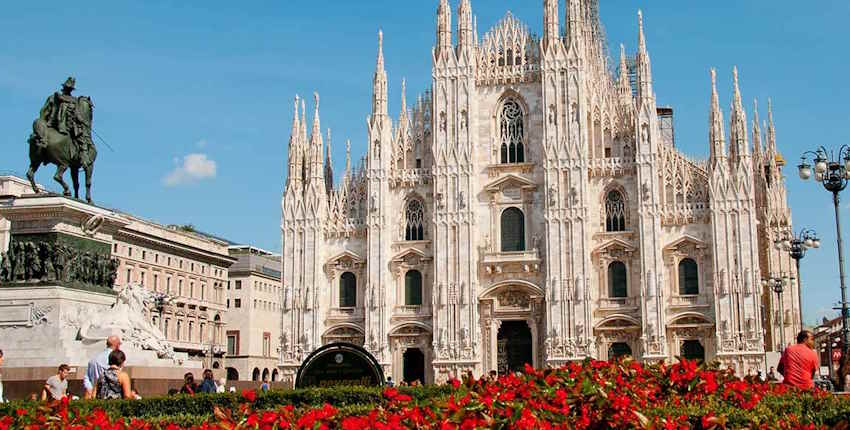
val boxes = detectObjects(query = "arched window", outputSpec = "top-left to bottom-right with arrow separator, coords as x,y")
339,272 -> 357,308
681,340 -> 705,362
678,258 -> 699,295
405,270 -> 422,306
499,99 -> 525,164
405,199 -> 425,241
251,368 -> 260,381
605,190 -> 626,232
608,261 -> 627,298
500,207 -> 525,252
608,342 -> 632,360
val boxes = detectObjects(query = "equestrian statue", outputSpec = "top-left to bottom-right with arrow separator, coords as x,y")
27,77 -> 98,203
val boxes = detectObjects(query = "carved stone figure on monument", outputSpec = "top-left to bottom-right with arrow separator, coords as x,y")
78,283 -> 175,359
37,242 -> 55,282
0,252 -> 10,282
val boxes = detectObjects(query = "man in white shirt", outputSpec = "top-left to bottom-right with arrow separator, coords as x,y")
83,335 -> 121,399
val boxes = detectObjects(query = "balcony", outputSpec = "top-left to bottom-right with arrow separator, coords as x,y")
597,296 -> 640,312
588,157 -> 634,178
389,168 -> 431,188
669,294 -> 711,309
480,249 -> 541,275
393,305 -> 432,317
328,307 -> 364,319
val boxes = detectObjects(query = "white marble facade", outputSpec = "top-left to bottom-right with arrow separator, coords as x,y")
279,0 -> 797,385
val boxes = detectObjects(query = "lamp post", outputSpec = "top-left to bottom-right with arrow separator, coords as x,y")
763,274 -> 792,349
798,145 -> 850,385
774,228 -> 820,331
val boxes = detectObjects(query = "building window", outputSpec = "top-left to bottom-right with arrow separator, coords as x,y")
235,280 -> 242,290
176,321 -> 182,341
263,332 -> 271,357
178,280 -> 183,296
226,299 -> 230,308
113,243 -> 118,252
200,323 -> 205,342
164,319 -> 170,339
155,254 -> 159,263
142,250 -> 146,260
605,190 -> 626,232
234,299 -> 241,308
190,282 -> 194,298
188,322 -> 194,342
126,269 -> 131,284
129,247 -> 133,257
608,261 -> 628,298
499,98 -> 525,163
153,274 -> 159,291
500,207 -> 525,252
226,330 -> 239,356
405,270 -> 423,306
678,258 -> 699,295
339,272 -> 357,308
168,257 -> 172,266
405,199 -> 425,241
166,277 -> 171,294
139,272 -> 145,287
201,284 -> 205,301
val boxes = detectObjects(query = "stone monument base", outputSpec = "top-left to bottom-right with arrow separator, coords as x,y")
0,285 -> 200,399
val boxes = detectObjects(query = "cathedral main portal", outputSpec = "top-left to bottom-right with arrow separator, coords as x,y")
497,320 -> 533,373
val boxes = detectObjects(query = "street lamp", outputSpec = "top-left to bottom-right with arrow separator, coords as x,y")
774,228 -> 820,330
798,145 -> 850,385
763,274 -> 792,349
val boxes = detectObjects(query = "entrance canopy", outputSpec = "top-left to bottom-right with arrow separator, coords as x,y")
295,342 -> 385,389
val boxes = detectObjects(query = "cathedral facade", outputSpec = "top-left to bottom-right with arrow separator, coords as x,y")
279,0 -> 798,385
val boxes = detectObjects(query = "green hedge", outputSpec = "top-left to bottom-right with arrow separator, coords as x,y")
0,385 -> 450,420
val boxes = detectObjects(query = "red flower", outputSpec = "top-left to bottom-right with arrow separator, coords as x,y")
242,389 -> 257,402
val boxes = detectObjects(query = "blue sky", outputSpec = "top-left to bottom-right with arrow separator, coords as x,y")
1,1 -> 849,325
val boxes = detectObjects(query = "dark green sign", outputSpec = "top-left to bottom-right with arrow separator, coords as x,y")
295,343 -> 384,389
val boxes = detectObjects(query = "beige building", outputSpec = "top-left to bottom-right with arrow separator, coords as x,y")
280,0 -> 798,385
223,246 -> 282,381
111,217 -> 235,367
0,175 -> 43,252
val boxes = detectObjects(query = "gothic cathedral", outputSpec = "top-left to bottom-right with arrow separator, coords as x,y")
279,0 -> 797,385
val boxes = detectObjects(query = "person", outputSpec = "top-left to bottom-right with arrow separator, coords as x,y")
228,386 -> 236,393
42,364 -> 70,401
385,376 -> 394,387
777,330 -> 819,390
198,369 -> 217,394
181,372 -> 197,395
767,366 -> 778,382
96,350 -> 136,399
84,335 -> 121,399
489,370 -> 498,382
260,376 -> 270,392
216,377 -> 226,394
0,349 -> 5,403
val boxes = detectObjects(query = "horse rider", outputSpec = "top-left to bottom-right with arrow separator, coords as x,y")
33,77 -> 93,159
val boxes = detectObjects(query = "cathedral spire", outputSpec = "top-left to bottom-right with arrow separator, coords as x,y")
567,0 -> 582,47
372,30 -> 388,119
436,0 -> 452,58
309,92 -> 324,182
287,95 -> 302,186
344,139 -> 352,186
300,97 -> 308,153
709,68 -> 727,165
457,0 -> 474,53
766,98 -> 777,158
636,10 -> 654,105
618,44 -> 633,104
400,78 -> 407,117
543,0 -> 560,48
324,128 -> 334,194
728,67 -> 749,161
752,98 -> 763,159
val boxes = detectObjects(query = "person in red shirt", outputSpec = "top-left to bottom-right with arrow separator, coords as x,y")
777,330 -> 819,390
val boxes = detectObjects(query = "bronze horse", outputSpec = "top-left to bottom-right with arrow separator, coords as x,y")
26,96 -> 97,203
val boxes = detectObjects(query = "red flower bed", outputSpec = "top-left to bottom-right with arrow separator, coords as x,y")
3,359 -> 849,429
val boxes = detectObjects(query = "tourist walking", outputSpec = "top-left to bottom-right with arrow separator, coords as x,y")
0,349 -> 5,403
96,350 -> 136,399
180,372 -> 197,395
198,369 -> 217,393
777,330 -> 819,390
42,364 -> 70,401
260,376 -> 270,392
84,335 -> 121,399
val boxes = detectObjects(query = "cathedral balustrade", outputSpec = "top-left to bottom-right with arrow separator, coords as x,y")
597,296 -> 640,312
480,249 -> 541,275
328,307 -> 364,319
392,305 -> 432,318
669,294 -> 711,309
588,157 -> 635,178
388,168 -> 431,188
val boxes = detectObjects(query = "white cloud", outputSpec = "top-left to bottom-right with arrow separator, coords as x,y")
163,153 -> 217,186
